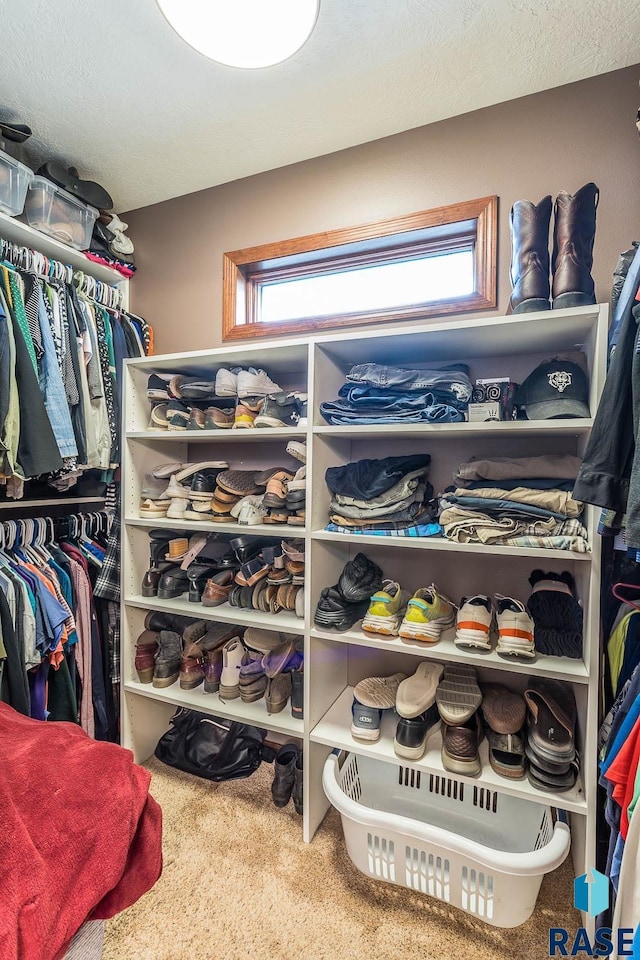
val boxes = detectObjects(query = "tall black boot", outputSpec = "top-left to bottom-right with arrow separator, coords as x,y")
552,182 -> 599,309
509,195 -> 552,313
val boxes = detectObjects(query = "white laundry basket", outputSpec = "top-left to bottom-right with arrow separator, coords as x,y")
323,752 -> 570,928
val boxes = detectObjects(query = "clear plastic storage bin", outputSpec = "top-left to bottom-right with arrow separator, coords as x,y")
24,176 -> 97,250
323,752 -> 571,928
0,149 -> 34,217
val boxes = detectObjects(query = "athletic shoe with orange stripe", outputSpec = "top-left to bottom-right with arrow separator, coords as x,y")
494,594 -> 536,659
454,595 -> 493,650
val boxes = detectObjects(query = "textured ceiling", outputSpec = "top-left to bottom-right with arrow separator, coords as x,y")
0,0 -> 638,212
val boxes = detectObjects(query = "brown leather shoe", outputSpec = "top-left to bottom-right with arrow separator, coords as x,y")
203,648 -> 223,693
180,641 -> 205,690
441,714 -> 483,777
551,182 -> 598,309
266,673 -> 292,714
509,195 -> 552,313
135,630 -> 158,683
201,570 -> 235,606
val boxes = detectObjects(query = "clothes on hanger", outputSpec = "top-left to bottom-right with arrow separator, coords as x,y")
597,664 -> 640,925
0,235 -> 153,499
0,512 -> 117,741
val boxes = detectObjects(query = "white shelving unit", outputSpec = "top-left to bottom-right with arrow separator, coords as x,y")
120,304 -> 606,928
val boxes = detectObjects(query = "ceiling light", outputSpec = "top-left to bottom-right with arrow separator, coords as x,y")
156,0 -> 319,69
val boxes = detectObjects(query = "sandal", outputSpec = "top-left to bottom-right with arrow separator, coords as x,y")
480,684 -> 526,734
263,471 -> 294,508
486,729 -> 526,779
524,679 -> 576,762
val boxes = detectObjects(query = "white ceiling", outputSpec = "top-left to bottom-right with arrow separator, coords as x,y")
1,0 -> 638,213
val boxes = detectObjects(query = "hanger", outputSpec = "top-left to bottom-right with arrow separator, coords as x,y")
612,582 -> 640,612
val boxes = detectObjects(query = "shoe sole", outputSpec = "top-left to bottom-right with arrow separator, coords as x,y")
135,668 -> 154,683
361,612 -> 401,637
203,681 -> 220,693
393,736 -> 428,761
436,678 -> 482,723
398,613 -> 454,641
218,683 -> 240,699
441,747 -> 481,777
455,629 -> 492,650
152,673 -> 179,688
353,673 -> 405,709
180,676 -> 204,690
496,642 -> 536,659
350,724 -> 380,742
396,662 -> 443,718
254,416 -> 287,428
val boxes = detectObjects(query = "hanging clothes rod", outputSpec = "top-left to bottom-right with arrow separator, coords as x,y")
0,235 -> 124,310
0,509 -> 109,550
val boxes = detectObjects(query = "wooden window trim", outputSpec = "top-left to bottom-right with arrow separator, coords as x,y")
222,195 -> 497,341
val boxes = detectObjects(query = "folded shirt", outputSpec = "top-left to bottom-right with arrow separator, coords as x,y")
454,454 -> 582,486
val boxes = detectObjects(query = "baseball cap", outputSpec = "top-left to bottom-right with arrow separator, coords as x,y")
516,359 -> 590,420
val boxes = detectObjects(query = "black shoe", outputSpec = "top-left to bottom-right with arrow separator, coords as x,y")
144,611 -> 206,639
314,586 -> 369,631
142,561 -> 177,597
271,743 -> 298,808
254,392 -> 304,428
229,536 -> 274,563
394,703 -> 439,761
292,752 -> 303,815
338,553 -> 383,603
189,468 -> 226,500
157,567 -> 191,600
291,666 -> 304,720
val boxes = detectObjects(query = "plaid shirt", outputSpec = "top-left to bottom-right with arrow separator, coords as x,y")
326,522 -> 443,538
94,484 -> 120,602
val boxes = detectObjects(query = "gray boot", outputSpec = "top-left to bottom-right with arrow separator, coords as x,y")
152,630 -> 183,688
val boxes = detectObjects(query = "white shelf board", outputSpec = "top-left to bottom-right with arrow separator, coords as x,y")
309,626 -> 589,683
125,594 -> 304,634
312,529 -> 591,561
312,305 -> 600,365
125,516 -> 307,537
0,496 -> 106,510
124,340 -> 309,375
124,680 -> 303,737
313,420 -> 593,439
311,687 -> 587,814
0,209 -> 124,285
126,428 -> 306,443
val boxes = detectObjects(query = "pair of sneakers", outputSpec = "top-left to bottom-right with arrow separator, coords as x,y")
350,663 -> 443,762
361,581 -> 455,642
455,594 -> 535,659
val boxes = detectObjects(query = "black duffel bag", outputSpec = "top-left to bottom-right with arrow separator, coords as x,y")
154,708 -> 269,782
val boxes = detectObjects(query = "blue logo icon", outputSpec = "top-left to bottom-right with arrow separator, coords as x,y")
574,869 -> 610,918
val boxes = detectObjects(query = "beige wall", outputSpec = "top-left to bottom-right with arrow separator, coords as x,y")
126,65 -> 640,355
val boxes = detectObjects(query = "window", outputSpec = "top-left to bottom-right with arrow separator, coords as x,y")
222,195 -> 497,341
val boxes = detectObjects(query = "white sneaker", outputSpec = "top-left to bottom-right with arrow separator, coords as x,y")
454,595 -> 493,650
237,367 -> 282,398
219,638 -> 245,699
166,498 -> 189,519
494,594 -> 536,659
215,366 -> 243,397
230,495 -> 267,526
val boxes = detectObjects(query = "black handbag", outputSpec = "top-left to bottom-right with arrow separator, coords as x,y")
154,708 -> 268,782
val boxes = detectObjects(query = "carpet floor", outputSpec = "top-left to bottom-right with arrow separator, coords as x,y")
103,758 -> 580,960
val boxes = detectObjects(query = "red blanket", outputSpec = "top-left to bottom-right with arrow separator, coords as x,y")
0,703 -> 162,960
